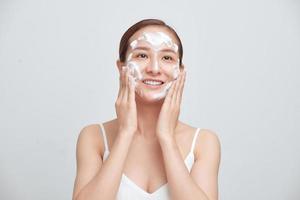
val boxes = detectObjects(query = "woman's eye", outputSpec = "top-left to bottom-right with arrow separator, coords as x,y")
137,53 -> 148,59
163,56 -> 173,61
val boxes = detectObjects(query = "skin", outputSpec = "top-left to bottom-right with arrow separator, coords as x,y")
72,25 -> 221,200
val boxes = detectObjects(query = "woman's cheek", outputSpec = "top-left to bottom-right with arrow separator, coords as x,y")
126,62 -> 143,81
162,63 -> 180,80
172,65 -> 180,79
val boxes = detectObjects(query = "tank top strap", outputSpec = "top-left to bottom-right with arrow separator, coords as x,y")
99,123 -> 109,152
190,128 -> 201,154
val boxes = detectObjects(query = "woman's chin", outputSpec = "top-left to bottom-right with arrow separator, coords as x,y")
135,90 -> 166,104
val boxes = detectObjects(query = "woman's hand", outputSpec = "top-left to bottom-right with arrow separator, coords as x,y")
156,70 -> 186,141
115,66 -> 137,136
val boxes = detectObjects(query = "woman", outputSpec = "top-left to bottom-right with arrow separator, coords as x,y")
72,19 -> 221,200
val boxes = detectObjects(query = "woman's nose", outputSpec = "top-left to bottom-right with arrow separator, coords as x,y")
146,59 -> 161,74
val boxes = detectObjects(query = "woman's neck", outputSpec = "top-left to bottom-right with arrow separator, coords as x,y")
135,97 -> 163,141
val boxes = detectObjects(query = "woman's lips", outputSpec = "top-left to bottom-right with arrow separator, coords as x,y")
141,79 -> 165,89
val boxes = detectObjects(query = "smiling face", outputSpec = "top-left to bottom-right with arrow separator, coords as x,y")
123,26 -> 182,102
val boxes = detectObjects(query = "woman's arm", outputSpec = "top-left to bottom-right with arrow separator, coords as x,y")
159,130 -> 221,200
156,71 -> 221,200
72,126 -> 134,200
73,66 -> 137,200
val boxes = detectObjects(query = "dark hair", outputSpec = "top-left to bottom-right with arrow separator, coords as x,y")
119,19 -> 183,66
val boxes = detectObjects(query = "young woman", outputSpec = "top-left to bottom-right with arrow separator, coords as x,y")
72,19 -> 221,200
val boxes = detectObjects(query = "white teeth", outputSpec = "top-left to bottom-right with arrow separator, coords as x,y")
143,80 -> 163,86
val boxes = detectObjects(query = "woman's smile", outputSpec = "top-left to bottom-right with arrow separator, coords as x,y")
142,78 -> 165,89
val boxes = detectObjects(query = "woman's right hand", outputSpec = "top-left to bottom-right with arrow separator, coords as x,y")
115,66 -> 137,136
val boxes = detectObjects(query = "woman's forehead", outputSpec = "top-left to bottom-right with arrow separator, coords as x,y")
130,40 -> 178,54
128,26 -> 179,52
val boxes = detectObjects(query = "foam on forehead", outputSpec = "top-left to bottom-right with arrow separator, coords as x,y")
130,31 -> 178,52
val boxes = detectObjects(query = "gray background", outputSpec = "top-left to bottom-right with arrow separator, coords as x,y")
0,0 -> 299,199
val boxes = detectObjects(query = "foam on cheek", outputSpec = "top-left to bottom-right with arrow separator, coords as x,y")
126,53 -> 144,96
126,53 -> 142,78
127,63 -> 142,80
172,59 -> 180,79
151,81 -> 173,100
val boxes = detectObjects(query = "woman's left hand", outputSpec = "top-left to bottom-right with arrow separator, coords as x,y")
156,70 -> 186,141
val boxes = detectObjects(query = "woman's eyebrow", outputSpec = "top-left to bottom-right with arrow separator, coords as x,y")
132,46 -> 177,54
160,48 -> 177,54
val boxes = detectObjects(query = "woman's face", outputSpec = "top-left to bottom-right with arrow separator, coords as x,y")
124,26 -> 182,103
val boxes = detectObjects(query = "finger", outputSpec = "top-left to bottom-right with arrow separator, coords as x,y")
117,66 -> 125,101
119,66 -> 128,100
117,66 -> 125,98
176,71 -> 186,105
175,72 -> 184,100
165,79 -> 177,104
128,74 -> 135,102
171,73 -> 181,106
122,67 -> 129,101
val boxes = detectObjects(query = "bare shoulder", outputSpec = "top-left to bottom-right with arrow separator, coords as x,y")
197,128 -> 221,161
77,119 -> 118,156
177,121 -> 221,160
76,124 -> 102,155
199,129 -> 221,145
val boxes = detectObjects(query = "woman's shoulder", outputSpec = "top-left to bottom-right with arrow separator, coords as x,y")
77,119 -> 117,156
79,119 -> 117,136
76,124 -> 102,153
178,121 -> 219,138
178,121 -> 221,158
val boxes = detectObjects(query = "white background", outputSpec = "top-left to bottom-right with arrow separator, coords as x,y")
0,0 -> 299,199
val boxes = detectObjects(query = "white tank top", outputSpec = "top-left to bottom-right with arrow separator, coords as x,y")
99,123 -> 201,200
